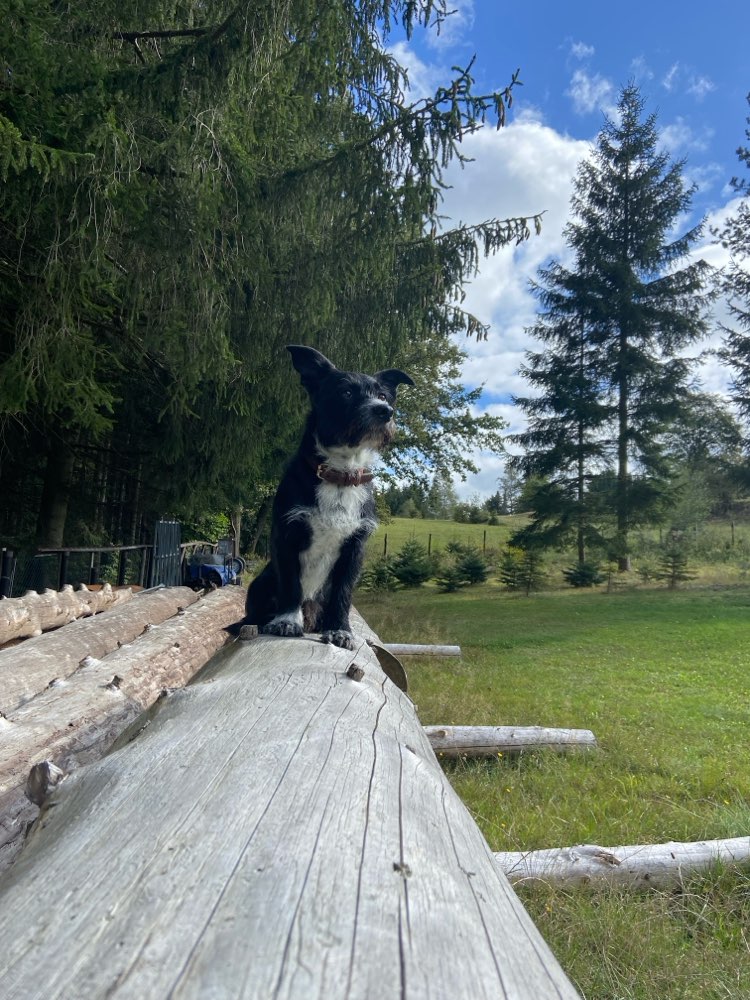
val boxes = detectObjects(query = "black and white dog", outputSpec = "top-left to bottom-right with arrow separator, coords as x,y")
240,345 -> 413,650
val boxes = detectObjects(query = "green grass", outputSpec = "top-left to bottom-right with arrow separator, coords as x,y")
355,582 -> 750,1000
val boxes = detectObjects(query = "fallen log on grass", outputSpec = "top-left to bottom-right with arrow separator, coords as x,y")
0,586 -> 245,873
426,725 -> 597,758
0,612 -> 579,999
384,642 -> 461,656
495,837 -> 750,888
0,582 -> 132,645
0,585 -> 200,713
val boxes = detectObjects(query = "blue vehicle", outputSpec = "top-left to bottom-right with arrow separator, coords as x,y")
183,539 -> 245,590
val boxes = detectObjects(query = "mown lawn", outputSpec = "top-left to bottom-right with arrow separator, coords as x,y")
355,582 -> 750,1000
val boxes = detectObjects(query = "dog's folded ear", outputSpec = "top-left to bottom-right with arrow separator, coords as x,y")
287,345 -> 337,391
374,368 -> 415,393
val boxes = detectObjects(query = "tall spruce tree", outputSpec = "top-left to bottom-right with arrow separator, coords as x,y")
510,267 -> 612,564
515,84 -> 711,569
0,1 -> 538,548
718,94 -> 750,436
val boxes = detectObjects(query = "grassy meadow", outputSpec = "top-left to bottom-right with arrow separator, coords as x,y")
356,518 -> 750,1000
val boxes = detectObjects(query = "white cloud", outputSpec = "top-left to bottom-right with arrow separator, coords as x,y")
662,62 -> 680,92
687,75 -> 716,101
630,55 -> 654,82
427,0 -> 475,50
569,40 -> 594,60
387,40 -> 443,99
565,68 -> 616,116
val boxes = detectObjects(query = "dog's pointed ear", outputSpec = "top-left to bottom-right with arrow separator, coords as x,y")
287,345 -> 337,391
375,368 -> 414,394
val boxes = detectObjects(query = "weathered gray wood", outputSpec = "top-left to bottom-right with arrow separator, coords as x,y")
0,585 -> 200,713
425,725 -> 597,758
0,614 -> 579,999
0,587 -> 245,874
495,837 -> 750,888
0,582 -> 133,644
384,642 -> 461,657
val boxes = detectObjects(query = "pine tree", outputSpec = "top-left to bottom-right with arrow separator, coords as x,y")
718,94 -> 750,435
514,84 -> 711,570
0,1 -> 538,546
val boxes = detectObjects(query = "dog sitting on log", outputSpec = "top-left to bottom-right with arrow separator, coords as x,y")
239,345 -> 413,650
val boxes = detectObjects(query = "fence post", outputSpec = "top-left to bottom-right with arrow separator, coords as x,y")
0,548 -> 14,598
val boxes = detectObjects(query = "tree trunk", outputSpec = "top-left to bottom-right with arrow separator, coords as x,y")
425,725 -> 597,758
0,586 -> 201,713
247,495 -> 272,556
495,837 -> 750,888
0,586 -> 246,874
0,583 -> 133,644
35,442 -> 76,548
0,612 -> 579,999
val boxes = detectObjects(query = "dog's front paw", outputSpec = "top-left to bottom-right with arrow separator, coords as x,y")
321,629 -> 355,650
262,621 -> 304,638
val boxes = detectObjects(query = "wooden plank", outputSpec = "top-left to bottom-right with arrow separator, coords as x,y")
425,725 -> 597,758
495,837 -> 750,888
0,614 -> 579,999
0,586 -> 200,713
0,582 -> 133,644
0,587 -> 245,874
383,642 -> 461,656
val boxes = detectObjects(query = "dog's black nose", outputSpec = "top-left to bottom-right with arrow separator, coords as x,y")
372,401 -> 394,421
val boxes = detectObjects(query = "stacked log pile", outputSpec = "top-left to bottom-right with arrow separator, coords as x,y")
0,582 -> 133,644
0,586 -> 245,873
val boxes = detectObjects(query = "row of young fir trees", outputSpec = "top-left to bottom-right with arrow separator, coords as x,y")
510,83 -> 749,575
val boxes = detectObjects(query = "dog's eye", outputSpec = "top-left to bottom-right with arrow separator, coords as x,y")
377,393 -> 387,401
342,389 -> 353,398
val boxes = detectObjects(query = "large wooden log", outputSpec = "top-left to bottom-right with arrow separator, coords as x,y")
0,582 -> 133,644
495,837 -> 750,888
0,585 -> 201,713
0,614 -> 579,999
384,642 -> 461,656
0,586 -> 245,874
425,725 -> 597,758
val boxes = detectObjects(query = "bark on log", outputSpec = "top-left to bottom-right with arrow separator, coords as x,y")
384,642 -> 461,656
0,586 -> 245,874
425,725 -> 597,758
0,586 -> 201,713
495,837 -> 750,888
0,582 -> 133,645
0,611 -> 579,999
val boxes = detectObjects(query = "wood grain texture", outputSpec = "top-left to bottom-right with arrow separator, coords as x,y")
0,583 -> 133,645
0,618 -> 579,999
495,837 -> 750,887
0,587 -> 245,875
425,725 -> 597,758
0,586 -> 200,713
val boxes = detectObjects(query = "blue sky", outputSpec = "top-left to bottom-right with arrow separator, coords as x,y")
386,1 -> 749,497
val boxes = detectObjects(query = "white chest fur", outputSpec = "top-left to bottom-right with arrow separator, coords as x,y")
298,482 -> 374,601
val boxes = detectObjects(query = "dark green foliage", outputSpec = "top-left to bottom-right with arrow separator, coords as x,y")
390,539 -> 433,587
434,562 -> 465,593
455,547 -> 489,585
359,557 -> 399,593
499,546 -> 545,595
655,543 -> 696,590
0,1 -> 534,547
513,84 -> 712,571
718,95 -> 750,433
562,562 -> 605,588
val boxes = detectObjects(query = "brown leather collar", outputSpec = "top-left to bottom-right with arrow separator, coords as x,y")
306,456 -> 374,486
